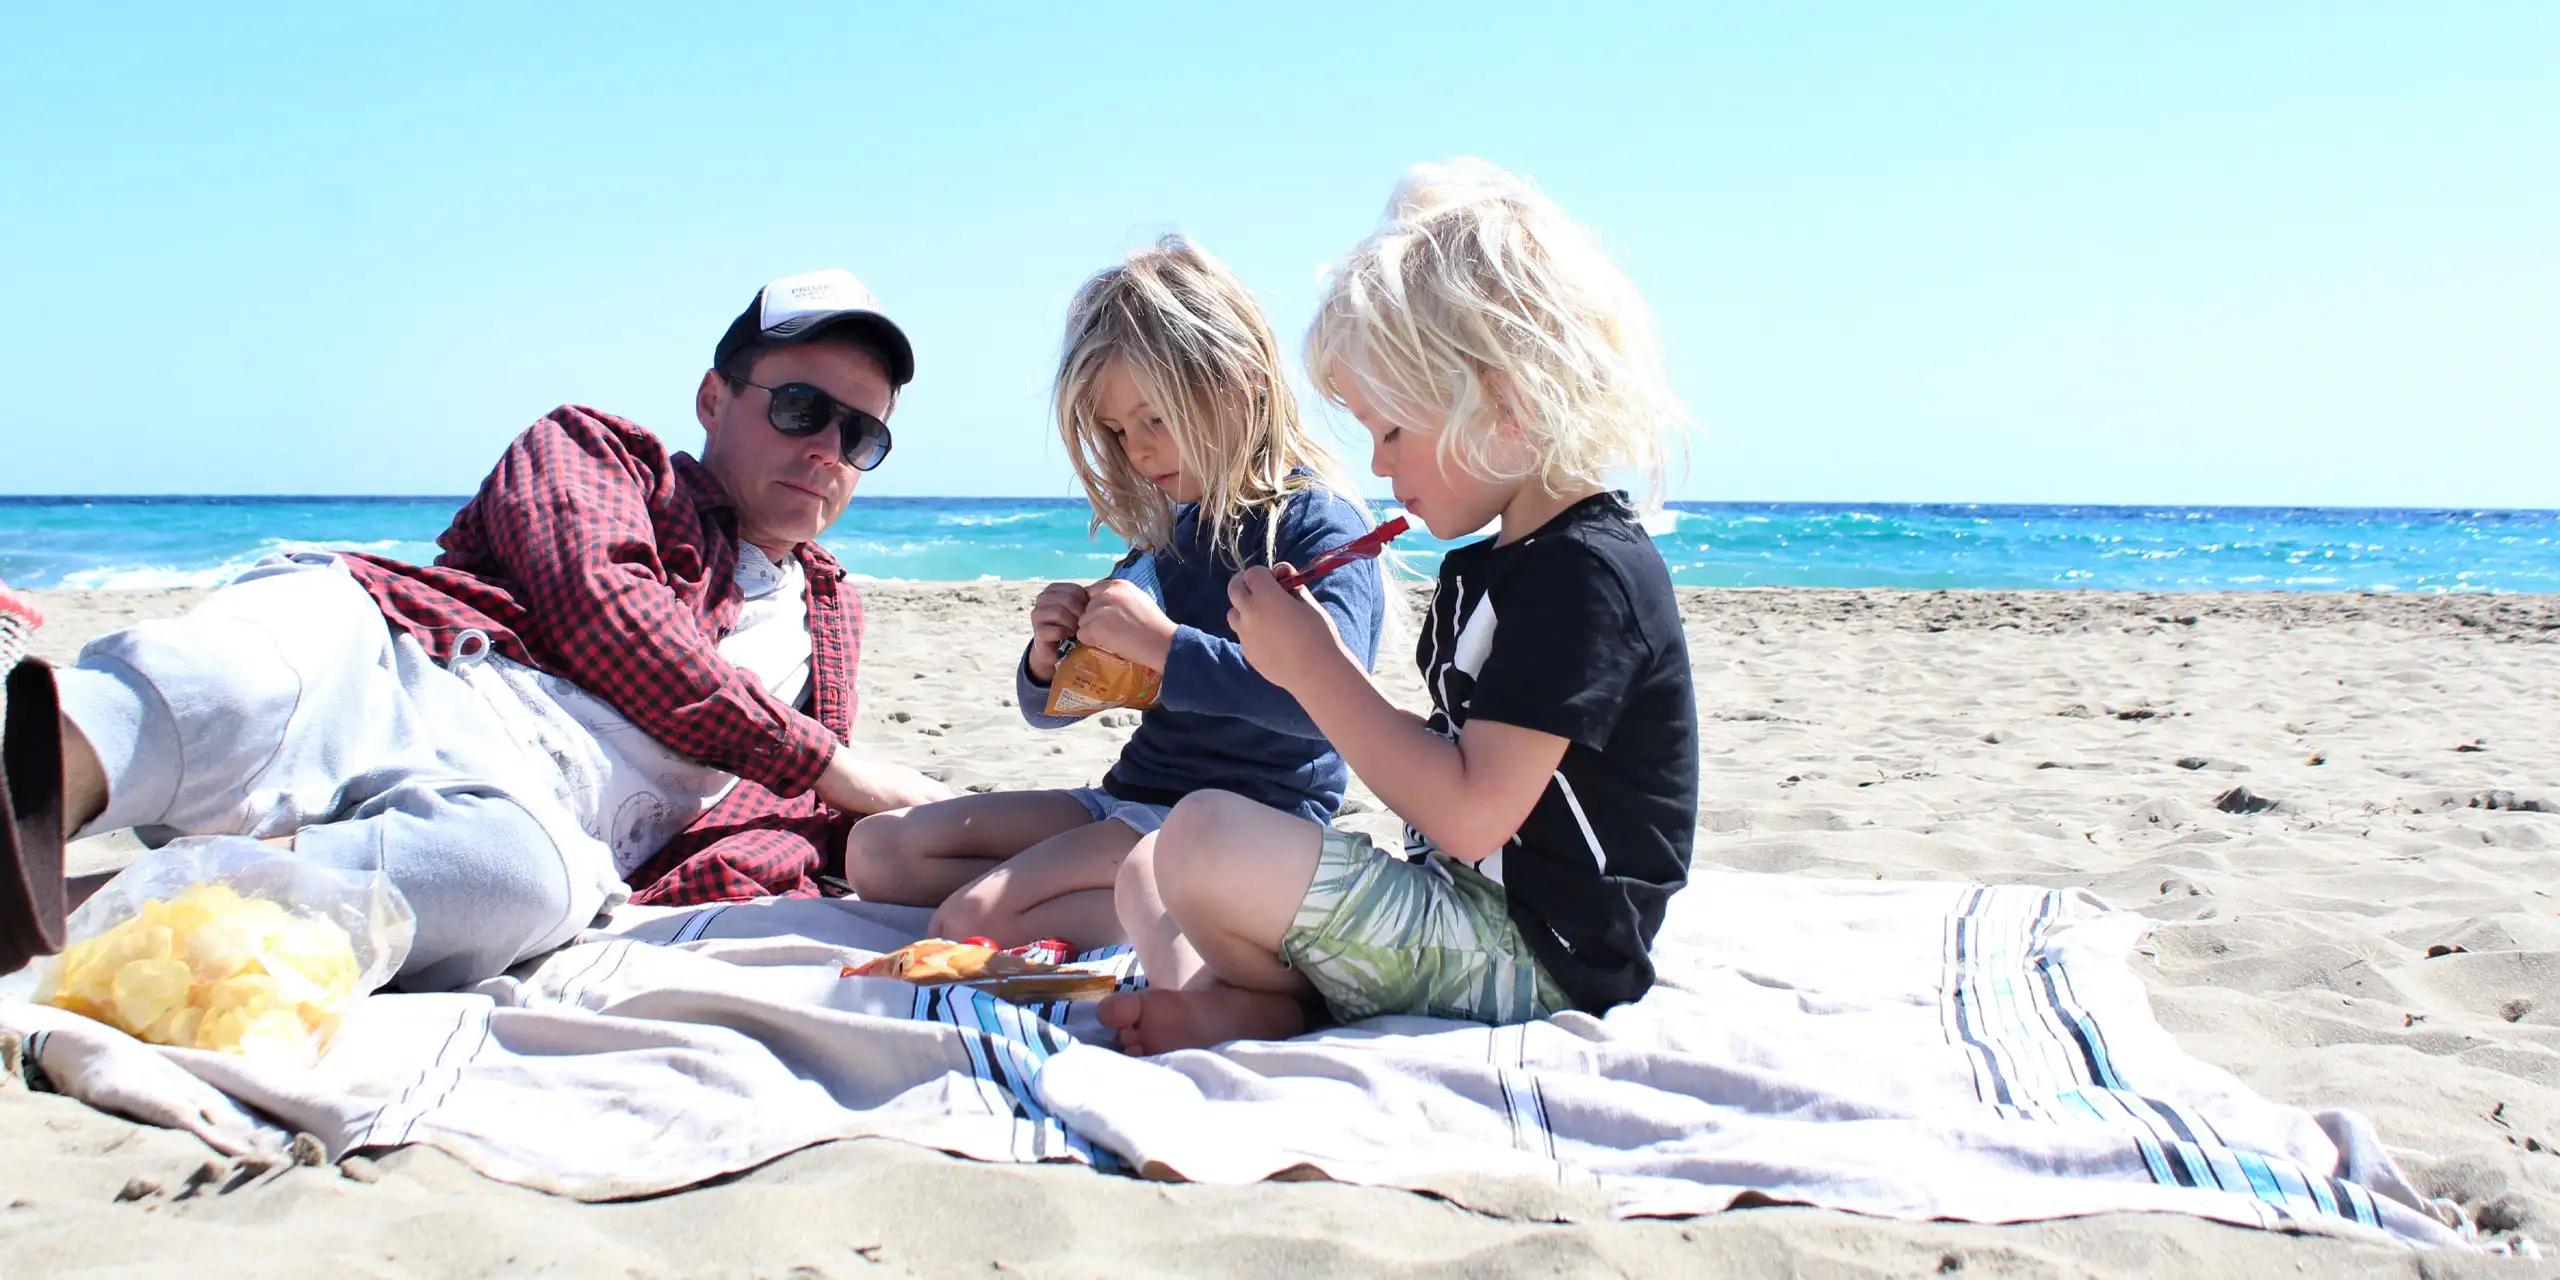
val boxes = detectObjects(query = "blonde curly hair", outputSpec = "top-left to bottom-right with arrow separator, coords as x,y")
1056,235 -> 1365,566
1306,159 -> 1688,504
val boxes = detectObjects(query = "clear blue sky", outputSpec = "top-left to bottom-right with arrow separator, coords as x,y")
3,3 -> 2553,506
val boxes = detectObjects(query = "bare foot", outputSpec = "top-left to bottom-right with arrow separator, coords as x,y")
1097,985 -> 1305,1056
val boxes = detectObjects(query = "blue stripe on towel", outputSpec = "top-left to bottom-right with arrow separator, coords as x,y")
1942,886 -> 2018,1108
2033,940 -> 2126,1090
1941,885 -> 2379,1230
899,949 -> 1138,1169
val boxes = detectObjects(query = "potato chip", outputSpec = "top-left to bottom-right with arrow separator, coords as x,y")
265,915 -> 360,991
200,972 -> 286,1019
142,1004 -> 204,1050
95,922 -> 178,970
110,958 -> 194,1031
181,914 -> 267,983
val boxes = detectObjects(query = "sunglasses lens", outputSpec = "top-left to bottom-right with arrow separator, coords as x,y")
845,415 -> 892,471
760,382 -> 887,468
765,385 -> 828,436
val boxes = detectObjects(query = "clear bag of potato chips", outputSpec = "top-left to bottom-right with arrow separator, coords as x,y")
27,835 -> 415,1069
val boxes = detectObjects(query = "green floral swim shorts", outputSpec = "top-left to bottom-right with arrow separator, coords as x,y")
1280,827 -> 1570,1025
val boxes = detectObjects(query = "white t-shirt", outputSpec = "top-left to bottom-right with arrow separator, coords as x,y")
479,542 -> 818,877
721,543 -> 812,707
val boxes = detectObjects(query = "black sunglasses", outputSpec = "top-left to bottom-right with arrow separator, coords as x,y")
727,377 -> 893,471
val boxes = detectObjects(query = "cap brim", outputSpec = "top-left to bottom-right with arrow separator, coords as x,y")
785,311 -> 916,387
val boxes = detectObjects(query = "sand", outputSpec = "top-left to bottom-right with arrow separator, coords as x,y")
3,582 -> 2554,1279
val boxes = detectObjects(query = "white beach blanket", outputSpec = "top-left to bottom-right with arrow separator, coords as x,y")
0,874 -> 2466,1248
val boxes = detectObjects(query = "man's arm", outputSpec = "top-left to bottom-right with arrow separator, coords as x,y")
472,409 -> 840,797
812,745 -> 952,815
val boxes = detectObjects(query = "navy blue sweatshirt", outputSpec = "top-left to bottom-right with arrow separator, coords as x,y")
1016,485 -> 1384,822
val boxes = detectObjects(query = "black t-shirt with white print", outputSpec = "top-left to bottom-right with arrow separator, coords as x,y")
1407,491 -> 1698,1014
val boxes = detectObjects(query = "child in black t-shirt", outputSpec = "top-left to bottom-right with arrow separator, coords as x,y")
1099,159 -> 1700,1054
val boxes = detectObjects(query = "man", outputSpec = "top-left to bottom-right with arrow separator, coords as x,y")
0,270 -> 951,987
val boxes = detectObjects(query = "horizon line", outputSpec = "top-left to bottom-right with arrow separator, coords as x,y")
3,494 -> 2558,517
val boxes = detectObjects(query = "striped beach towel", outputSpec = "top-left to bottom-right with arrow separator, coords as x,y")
1037,874 -> 2467,1247
0,875 -> 2471,1247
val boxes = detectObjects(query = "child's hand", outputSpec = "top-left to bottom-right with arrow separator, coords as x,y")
1226,565 -> 1349,691
1026,581 -> 1089,683
1075,577 -> 1178,671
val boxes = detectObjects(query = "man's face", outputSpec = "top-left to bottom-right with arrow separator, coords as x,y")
695,342 -> 894,554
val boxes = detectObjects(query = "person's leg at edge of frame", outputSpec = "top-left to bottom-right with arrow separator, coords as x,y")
1098,789 -> 1324,1055
48,617 -> 303,905
54,715 -> 122,907
58,715 -> 104,845
54,684 -> 591,990
3,616 -> 316,966
36,559 -> 613,989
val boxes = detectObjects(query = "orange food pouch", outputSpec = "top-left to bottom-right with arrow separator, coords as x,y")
1043,642 -> 1162,717
840,938 -> 1117,1004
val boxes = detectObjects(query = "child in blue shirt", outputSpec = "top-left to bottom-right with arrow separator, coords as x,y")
845,236 -> 1383,947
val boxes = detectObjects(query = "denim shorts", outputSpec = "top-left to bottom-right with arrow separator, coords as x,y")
1066,786 -> 1174,836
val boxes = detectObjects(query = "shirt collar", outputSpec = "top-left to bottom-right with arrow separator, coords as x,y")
793,539 -> 845,590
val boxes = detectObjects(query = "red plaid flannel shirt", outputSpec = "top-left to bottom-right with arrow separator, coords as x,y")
340,405 -> 862,904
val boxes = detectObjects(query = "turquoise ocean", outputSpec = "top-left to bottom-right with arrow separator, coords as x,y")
2,497 -> 2556,594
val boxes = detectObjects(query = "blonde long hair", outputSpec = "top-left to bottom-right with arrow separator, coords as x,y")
1056,236 -> 1366,567
1305,159 -> 1688,504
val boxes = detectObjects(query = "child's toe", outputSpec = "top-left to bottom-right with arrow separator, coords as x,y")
1095,991 -> 1144,1030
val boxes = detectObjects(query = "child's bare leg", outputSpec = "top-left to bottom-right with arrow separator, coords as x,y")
929,817 -> 1139,945
843,790 -> 1091,907
1099,791 -> 1326,1055
994,888 -> 1118,949
1113,833 -> 1207,986
1150,792 -> 1323,991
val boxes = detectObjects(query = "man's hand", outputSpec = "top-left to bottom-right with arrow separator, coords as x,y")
1025,581 -> 1089,683
1074,577 -> 1178,671
813,746 -> 956,816
1225,565 -> 1353,693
